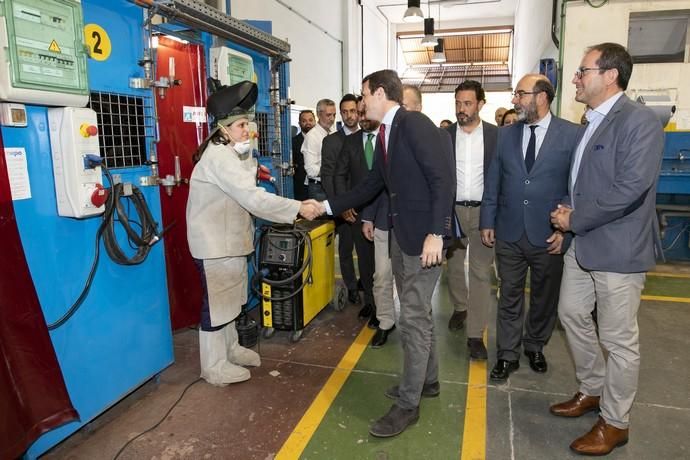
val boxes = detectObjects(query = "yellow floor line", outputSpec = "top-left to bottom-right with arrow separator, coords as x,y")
460,331 -> 488,460
648,271 -> 690,279
641,294 -> 690,303
275,324 -> 375,459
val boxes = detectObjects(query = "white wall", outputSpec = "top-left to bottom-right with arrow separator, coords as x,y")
512,0 -> 557,86
362,0 -> 392,80
230,0 -> 347,109
561,0 -> 690,126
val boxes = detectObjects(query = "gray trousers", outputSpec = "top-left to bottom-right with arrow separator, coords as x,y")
495,234 -> 563,360
390,230 -> 442,409
446,205 -> 494,338
373,228 -> 396,330
558,241 -> 645,429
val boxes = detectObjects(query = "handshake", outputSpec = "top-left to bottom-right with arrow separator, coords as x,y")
299,199 -> 327,221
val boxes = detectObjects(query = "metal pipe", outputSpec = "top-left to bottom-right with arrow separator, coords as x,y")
551,0 -> 559,48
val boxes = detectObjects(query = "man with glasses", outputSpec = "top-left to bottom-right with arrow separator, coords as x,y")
480,74 -> 580,381
550,42 -> 665,455
444,80 -> 498,360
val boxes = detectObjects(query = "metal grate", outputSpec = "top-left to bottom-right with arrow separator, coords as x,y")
255,111 -> 277,157
89,92 -> 154,169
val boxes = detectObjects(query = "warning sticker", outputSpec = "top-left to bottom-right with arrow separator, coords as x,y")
48,40 -> 61,53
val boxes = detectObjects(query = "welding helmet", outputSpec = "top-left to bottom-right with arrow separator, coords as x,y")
207,80 -> 258,131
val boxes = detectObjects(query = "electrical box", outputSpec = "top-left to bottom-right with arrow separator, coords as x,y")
210,46 -> 255,87
48,107 -> 106,218
0,0 -> 89,106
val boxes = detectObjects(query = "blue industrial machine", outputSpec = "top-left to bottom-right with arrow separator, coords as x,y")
657,131 -> 690,261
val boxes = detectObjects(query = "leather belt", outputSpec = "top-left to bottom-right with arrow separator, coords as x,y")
308,178 -> 321,184
456,200 -> 482,207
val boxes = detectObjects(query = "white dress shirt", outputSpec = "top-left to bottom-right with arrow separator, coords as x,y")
380,105 -> 401,154
521,111 -> 552,160
455,122 -> 484,201
570,91 -> 624,198
301,123 -> 336,180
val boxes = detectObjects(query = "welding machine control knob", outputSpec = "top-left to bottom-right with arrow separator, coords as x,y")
80,123 -> 98,137
279,254 -> 287,261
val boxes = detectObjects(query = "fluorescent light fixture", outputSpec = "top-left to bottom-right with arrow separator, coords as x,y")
403,0 -> 424,23
421,18 -> 438,47
431,38 -> 446,63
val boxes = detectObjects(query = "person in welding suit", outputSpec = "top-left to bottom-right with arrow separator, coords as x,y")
186,81 -> 322,386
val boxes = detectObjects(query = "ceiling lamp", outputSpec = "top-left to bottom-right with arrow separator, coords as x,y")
403,0 -> 424,23
431,38 -> 446,63
421,18 -> 438,47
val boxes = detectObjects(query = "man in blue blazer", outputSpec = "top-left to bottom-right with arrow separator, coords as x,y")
319,69 -> 455,438
550,43 -> 665,456
480,75 -> 581,381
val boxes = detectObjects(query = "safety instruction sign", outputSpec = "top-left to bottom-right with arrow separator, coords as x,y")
4,147 -> 31,201
183,106 -> 206,123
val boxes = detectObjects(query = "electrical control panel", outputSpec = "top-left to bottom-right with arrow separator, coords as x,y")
210,46 -> 255,87
0,0 -> 89,106
48,107 -> 106,218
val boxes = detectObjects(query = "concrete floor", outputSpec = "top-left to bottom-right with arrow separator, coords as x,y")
42,264 -> 690,459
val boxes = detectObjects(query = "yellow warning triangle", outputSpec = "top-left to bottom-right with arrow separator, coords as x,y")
48,40 -> 61,53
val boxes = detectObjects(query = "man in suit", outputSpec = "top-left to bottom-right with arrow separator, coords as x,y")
292,110 -> 315,201
302,98 -> 336,201
549,43 -> 664,456
321,94 -> 362,306
318,69 -> 455,438
480,74 -> 581,381
334,98 -> 377,329
444,80 -> 498,360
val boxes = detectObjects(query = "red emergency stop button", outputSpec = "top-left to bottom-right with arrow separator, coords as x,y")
80,123 -> 99,137
91,183 -> 108,207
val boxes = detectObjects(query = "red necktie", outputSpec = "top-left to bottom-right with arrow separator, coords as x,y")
378,124 -> 387,162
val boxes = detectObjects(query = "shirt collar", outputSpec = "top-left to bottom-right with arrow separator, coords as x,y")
381,105 -> 400,127
525,111 -> 552,130
458,120 -> 483,136
364,127 -> 379,137
343,125 -> 359,136
588,91 -> 624,121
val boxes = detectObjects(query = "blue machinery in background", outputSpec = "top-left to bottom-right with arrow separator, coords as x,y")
7,0 -> 293,457
657,131 -> 690,261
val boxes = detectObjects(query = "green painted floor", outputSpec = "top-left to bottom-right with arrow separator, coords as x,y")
302,278 -> 471,460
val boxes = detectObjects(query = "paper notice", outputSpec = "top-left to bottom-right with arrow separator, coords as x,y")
182,106 -> 207,123
4,147 -> 32,200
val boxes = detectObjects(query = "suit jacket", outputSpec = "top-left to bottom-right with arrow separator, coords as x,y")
446,120 -> 498,177
292,134 -> 307,199
569,95 -> 664,272
320,129 -> 347,199
480,115 -> 581,248
329,108 -> 455,256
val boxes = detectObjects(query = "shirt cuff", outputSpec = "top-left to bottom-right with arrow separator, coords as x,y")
324,200 -> 333,215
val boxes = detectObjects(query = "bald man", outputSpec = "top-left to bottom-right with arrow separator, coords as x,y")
495,107 -> 508,126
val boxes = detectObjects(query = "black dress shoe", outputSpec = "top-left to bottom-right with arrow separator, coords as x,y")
358,303 -> 373,319
357,278 -> 364,291
467,338 -> 488,360
369,404 -> 419,438
371,325 -> 394,347
367,314 -> 380,329
490,359 -> 520,381
448,310 -> 467,330
385,380 -> 439,399
348,290 -> 361,304
524,350 -> 548,373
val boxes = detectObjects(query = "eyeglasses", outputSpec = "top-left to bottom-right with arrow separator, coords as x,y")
511,90 -> 540,98
574,67 -> 607,79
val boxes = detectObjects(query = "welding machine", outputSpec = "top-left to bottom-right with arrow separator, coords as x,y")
255,220 -> 345,342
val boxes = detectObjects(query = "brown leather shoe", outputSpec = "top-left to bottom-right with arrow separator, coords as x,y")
570,417 -> 628,455
550,392 -> 600,417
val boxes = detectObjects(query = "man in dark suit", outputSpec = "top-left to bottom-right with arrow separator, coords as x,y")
320,94 -> 362,306
335,100 -> 380,336
480,74 -> 581,381
549,43 -> 664,456
318,69 -> 455,438
444,80 -> 498,360
292,110 -> 314,201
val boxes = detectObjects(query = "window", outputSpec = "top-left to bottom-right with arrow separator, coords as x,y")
628,10 -> 690,64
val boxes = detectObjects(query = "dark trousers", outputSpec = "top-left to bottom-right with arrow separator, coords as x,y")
336,219 -> 357,292
495,233 -> 563,361
351,219 -> 375,305
307,181 -> 327,201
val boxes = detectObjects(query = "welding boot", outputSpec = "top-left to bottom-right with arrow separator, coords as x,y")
199,330 -> 250,386
225,322 -> 261,367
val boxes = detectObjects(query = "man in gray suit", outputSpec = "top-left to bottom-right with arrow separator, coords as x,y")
550,43 -> 664,456
480,74 -> 581,381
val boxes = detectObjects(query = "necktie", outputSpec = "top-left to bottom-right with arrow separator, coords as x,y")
525,124 -> 537,173
378,124 -> 387,162
365,133 -> 374,170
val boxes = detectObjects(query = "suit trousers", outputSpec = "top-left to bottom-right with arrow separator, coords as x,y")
558,241 -> 645,429
494,234 -> 563,361
351,220 -> 375,305
373,228 -> 397,330
335,220 -> 357,292
446,205 -> 495,338
390,230 -> 442,410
